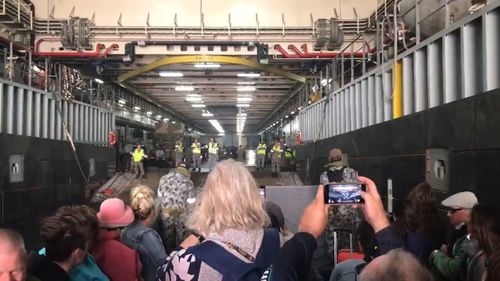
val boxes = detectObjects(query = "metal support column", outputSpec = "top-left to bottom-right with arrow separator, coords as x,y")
16,88 -> 24,135
427,42 -> 442,107
462,21 -> 482,98
49,99 -> 55,139
368,76 -> 375,125
26,91 -> 33,136
403,56 -> 414,115
69,103 -> 74,140
56,100 -> 62,140
483,10 -> 500,91
345,88 -> 351,132
62,101 -> 68,140
84,107 -> 89,142
6,85 -> 14,134
414,49 -> 428,111
349,86 -> 355,131
74,103 -> 79,141
383,71 -> 393,121
42,94 -> 49,138
340,92 -> 345,134
443,32 -> 460,103
393,62 -> 403,118
355,83 -> 361,129
34,92 -> 41,137
335,94 -> 341,135
343,90 -> 349,132
361,79 -> 368,127
375,75 -> 384,123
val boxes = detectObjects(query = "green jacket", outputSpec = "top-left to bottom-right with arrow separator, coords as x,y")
432,235 -> 468,281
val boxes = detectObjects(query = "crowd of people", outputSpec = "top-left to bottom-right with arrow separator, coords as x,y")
1,154 -> 500,281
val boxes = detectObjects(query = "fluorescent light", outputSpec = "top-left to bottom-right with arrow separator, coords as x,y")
146,111 -> 153,115
163,118 -> 169,122
118,99 -> 127,105
237,86 -> 256,92
236,104 -> 250,107
186,94 -> 202,102
118,104 -> 124,107
218,133 -> 225,136
237,81 -> 255,85
202,112 -> 213,117
237,73 -> 260,78
133,106 -> 141,111
171,121 -> 176,124
194,63 -> 220,69
192,104 -> 206,108
175,86 -> 195,91
285,115 -> 289,118
290,111 -> 295,115
94,78 -> 104,84
156,114 -> 162,119
209,119 -> 225,133
159,71 -> 183,77
237,113 -> 247,117
237,97 -> 253,102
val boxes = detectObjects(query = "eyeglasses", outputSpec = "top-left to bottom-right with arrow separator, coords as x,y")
448,208 -> 463,214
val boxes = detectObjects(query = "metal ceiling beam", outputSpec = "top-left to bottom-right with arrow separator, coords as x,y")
118,55 -> 307,83
117,82 -> 206,132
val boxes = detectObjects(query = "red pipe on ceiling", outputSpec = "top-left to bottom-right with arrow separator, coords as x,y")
275,43 -> 376,59
33,43 -> 119,58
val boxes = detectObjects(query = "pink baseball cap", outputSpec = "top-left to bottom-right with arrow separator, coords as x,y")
97,198 -> 134,228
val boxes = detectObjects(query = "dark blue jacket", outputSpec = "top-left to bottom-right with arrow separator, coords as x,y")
121,222 -> 167,281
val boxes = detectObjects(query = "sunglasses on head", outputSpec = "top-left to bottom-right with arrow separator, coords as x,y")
449,208 -> 463,214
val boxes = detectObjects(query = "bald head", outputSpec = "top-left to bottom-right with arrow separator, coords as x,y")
359,249 -> 433,281
329,148 -> 343,162
0,229 -> 26,281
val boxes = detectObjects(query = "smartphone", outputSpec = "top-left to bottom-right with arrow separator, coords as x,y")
259,185 -> 266,199
324,182 -> 365,204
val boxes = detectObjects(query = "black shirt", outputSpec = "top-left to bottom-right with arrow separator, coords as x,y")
27,253 -> 70,281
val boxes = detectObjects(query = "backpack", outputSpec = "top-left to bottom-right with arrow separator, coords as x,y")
327,166 -> 346,183
188,228 -> 280,281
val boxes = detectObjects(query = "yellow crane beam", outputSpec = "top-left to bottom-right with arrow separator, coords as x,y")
117,55 -> 307,83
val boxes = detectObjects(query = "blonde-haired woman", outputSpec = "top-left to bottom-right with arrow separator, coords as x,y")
157,159 -> 280,281
121,185 -> 167,281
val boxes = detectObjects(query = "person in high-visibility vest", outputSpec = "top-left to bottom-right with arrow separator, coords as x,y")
256,141 -> 267,171
207,137 -> 219,170
191,139 -> 202,172
271,139 -> 283,177
131,143 -> 147,178
175,137 -> 184,167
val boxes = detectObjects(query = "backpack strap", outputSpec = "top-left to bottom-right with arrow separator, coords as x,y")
188,228 -> 279,281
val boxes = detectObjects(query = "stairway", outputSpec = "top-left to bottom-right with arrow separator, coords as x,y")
91,172 -> 133,203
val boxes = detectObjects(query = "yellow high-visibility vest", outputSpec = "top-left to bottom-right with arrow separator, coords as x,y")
208,142 -> 218,154
272,145 -> 282,159
192,143 -> 201,155
132,148 -> 145,162
175,140 -> 184,153
257,143 -> 267,155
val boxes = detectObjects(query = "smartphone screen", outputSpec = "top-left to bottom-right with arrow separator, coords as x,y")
259,185 -> 266,200
324,182 -> 365,204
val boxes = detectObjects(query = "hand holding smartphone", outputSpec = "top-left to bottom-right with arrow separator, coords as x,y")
323,182 -> 365,204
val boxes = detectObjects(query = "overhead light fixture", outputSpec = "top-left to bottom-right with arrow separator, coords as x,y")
156,114 -> 162,119
237,113 -> 248,117
194,63 -> 220,69
175,86 -> 195,91
218,133 -> 225,136
192,104 -> 206,108
236,104 -> 250,107
185,94 -> 202,102
163,118 -> 170,122
237,81 -> 255,85
285,115 -> 289,118
237,97 -> 253,102
202,111 -> 213,117
94,78 -> 104,84
237,73 -> 260,78
118,99 -> 127,105
237,86 -> 256,92
159,71 -> 184,77
290,111 -> 295,115
171,121 -> 176,124
133,106 -> 141,111
209,119 -> 225,133
146,111 -> 153,115
118,104 -> 124,107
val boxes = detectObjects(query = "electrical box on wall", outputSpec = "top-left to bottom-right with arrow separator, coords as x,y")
426,148 -> 450,192
9,154 -> 24,183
